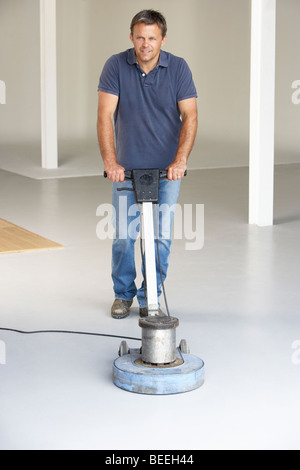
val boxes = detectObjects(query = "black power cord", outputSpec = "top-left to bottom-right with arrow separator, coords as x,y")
0,327 -> 141,342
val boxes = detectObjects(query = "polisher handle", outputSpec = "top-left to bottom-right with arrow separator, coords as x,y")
158,169 -> 187,179
103,169 -> 187,180
103,170 -> 132,180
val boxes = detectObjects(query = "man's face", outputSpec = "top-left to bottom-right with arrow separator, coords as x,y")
130,23 -> 167,69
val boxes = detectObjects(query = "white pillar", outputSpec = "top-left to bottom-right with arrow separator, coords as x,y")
249,0 -> 276,226
40,0 -> 58,169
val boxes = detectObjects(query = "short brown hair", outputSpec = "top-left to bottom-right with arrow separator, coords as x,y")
130,10 -> 167,38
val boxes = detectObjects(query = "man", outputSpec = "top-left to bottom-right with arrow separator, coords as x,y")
97,10 -> 198,319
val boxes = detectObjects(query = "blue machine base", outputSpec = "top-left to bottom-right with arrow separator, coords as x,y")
113,348 -> 205,395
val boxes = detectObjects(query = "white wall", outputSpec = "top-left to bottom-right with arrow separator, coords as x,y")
0,0 -> 299,169
275,0 -> 300,164
0,0 -> 40,143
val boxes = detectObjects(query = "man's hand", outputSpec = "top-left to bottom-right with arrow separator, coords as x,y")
166,160 -> 187,181
104,163 -> 125,182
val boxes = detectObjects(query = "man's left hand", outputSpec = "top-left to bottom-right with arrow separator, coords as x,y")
166,161 -> 187,181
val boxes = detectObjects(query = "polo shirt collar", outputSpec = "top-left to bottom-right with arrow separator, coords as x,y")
159,50 -> 168,67
127,48 -> 168,67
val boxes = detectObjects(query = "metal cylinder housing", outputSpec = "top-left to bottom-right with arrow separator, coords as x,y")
139,316 -> 179,365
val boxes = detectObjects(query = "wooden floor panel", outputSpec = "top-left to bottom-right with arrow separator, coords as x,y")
0,219 -> 63,254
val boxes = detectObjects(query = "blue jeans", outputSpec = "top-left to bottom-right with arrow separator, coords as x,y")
111,179 -> 181,307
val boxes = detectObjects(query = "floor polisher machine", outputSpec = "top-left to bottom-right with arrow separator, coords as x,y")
105,168 -> 205,395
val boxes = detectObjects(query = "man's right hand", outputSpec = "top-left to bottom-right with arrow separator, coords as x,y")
104,163 -> 125,182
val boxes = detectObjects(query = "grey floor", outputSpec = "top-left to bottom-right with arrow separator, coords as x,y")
0,164 -> 300,450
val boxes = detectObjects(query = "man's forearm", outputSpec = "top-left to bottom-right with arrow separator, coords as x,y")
97,91 -> 124,182
167,112 -> 198,180
97,116 -> 117,167
97,115 -> 125,182
174,113 -> 198,165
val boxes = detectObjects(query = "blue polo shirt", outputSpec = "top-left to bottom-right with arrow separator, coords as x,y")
98,48 -> 197,170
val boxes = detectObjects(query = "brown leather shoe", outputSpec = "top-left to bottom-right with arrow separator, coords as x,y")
111,299 -> 133,319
